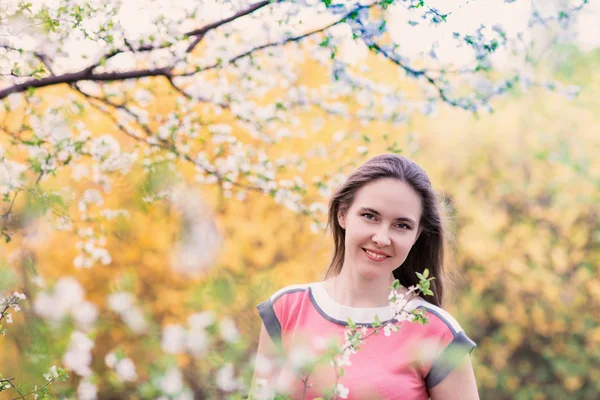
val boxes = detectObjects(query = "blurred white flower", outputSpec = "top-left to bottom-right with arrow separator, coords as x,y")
160,367 -> 184,395
34,277 -> 94,328
105,352 -> 117,368
336,383 -> 349,399
123,308 -> 147,334
107,292 -> 133,314
169,185 -> 222,277
288,345 -> 316,371
253,354 -> 273,376
162,324 -> 187,354
219,317 -> 240,343
186,329 -> 209,356
215,363 -> 238,392
77,379 -> 97,400
63,331 -> 94,377
0,159 -> 27,194
105,351 -> 137,382
252,378 -> 275,400
107,292 -> 147,334
72,301 -> 99,331
357,145 -> 368,155
6,93 -> 22,109
188,311 -> 216,330
115,358 -> 137,382
90,135 -> 120,160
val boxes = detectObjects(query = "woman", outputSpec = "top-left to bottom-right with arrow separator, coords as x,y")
252,154 -> 479,400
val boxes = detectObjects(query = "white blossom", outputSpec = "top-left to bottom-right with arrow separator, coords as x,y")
188,311 -> 216,330
0,159 -> 27,194
160,367 -> 184,395
289,344 -> 317,371
383,322 -> 399,337
89,135 -> 120,160
107,292 -> 147,333
252,378 -> 275,400
105,352 -> 117,368
169,186 -> 222,277
161,324 -> 187,354
33,277 -> 88,325
336,383 -> 350,399
72,301 -> 99,331
115,358 -> 137,382
77,379 -> 97,400
186,329 -> 209,356
219,317 -> 240,343
62,331 -> 94,377
215,363 -> 238,392
43,365 -> 59,382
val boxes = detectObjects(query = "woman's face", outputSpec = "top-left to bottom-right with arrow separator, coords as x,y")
338,178 -> 423,281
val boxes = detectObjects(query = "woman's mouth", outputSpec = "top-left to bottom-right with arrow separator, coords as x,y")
362,248 -> 390,262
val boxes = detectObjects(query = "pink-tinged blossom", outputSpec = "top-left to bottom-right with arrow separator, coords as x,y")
215,363 -> 238,392
63,331 -> 94,377
77,379 -> 97,400
169,186 -> 222,277
160,367 -> 184,395
107,292 -> 147,334
34,277 -> 98,330
115,358 -> 137,382
218,317 -> 240,343
161,324 -> 187,354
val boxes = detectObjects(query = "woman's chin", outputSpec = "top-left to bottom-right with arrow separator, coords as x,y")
356,264 -> 391,281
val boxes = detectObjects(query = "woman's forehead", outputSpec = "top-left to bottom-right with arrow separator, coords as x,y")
353,179 -> 422,216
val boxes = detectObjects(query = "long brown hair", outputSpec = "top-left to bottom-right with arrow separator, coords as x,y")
325,154 -> 449,307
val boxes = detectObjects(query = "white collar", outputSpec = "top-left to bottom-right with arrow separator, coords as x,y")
309,281 -> 397,325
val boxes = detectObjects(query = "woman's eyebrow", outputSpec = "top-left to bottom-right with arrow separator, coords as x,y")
358,207 -> 416,224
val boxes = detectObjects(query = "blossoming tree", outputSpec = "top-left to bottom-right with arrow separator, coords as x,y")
0,0 -> 590,398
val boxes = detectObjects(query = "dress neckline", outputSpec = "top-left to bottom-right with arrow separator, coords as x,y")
309,281 -> 397,325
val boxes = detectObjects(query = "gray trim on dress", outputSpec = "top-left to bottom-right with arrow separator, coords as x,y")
424,330 -> 477,388
256,287 -> 310,345
256,299 -> 282,345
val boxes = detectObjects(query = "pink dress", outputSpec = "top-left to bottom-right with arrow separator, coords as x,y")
257,282 -> 476,400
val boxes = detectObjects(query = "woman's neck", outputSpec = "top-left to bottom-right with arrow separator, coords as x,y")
329,269 -> 395,308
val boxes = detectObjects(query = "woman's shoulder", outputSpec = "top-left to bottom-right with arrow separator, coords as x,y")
407,298 -> 471,338
266,282 -> 315,304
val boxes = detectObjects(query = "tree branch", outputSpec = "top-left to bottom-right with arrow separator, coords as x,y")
369,43 -> 463,109
0,67 -> 172,99
177,6 -> 356,77
185,0 -> 273,38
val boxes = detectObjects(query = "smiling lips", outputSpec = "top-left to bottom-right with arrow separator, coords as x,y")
362,248 -> 390,262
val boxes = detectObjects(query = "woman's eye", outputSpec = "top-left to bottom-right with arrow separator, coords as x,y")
362,213 -> 375,220
396,223 -> 410,229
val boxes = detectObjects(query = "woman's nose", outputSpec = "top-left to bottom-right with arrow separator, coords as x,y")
372,230 -> 391,246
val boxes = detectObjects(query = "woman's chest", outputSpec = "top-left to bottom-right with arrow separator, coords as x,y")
279,323 -> 429,400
